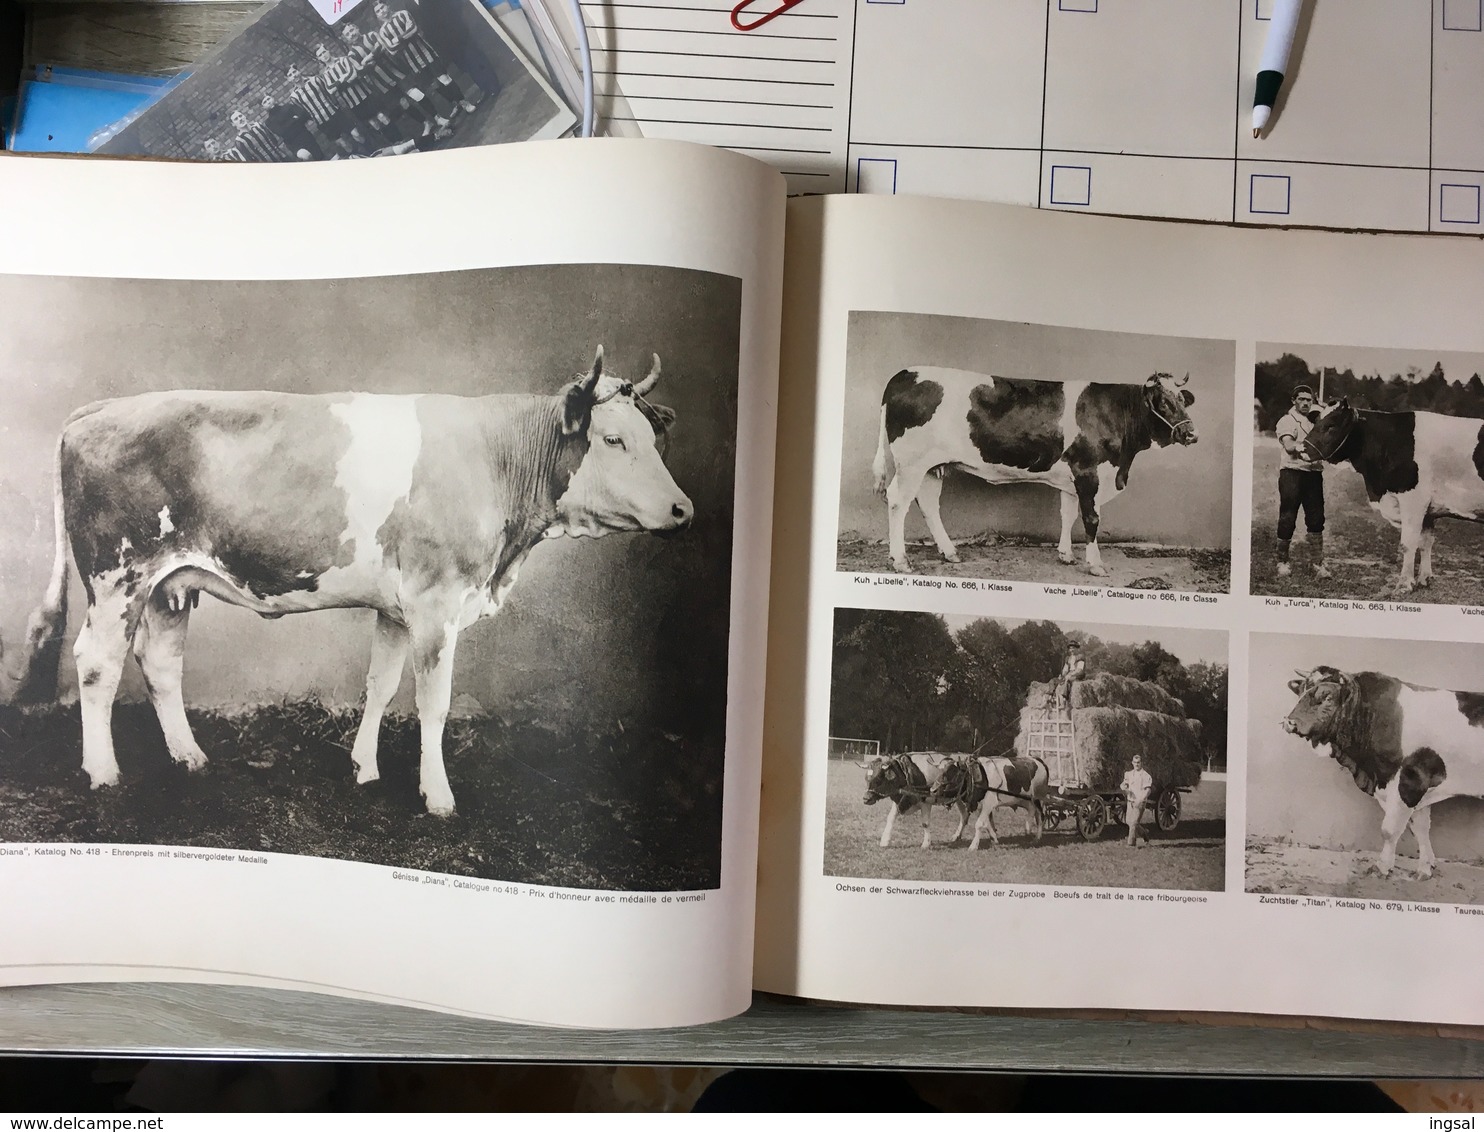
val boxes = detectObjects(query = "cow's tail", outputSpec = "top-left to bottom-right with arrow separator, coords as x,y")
872,406 -> 894,497
13,434 -> 71,703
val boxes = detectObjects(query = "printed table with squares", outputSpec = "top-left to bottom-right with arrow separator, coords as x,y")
845,0 -> 1484,233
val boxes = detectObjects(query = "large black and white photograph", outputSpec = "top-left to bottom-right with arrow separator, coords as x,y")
825,609 -> 1228,892
836,312 -> 1235,592
99,0 -> 573,161
0,264 -> 739,892
1252,344 -> 1484,604
1246,632 -> 1484,905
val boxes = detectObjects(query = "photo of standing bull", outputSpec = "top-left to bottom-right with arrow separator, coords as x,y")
1252,345 -> 1484,606
0,264 -> 742,892
837,313 -> 1234,592
825,609 -> 1227,892
1247,633 -> 1484,904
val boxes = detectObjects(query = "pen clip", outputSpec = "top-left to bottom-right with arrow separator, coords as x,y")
730,0 -> 806,32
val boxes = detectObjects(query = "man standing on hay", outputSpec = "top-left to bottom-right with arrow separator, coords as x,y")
1054,644 -> 1087,712
1122,754 -> 1153,848
1275,385 -> 1331,580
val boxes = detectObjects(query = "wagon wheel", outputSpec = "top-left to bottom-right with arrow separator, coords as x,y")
1110,798 -> 1127,827
1156,788 -> 1182,832
1075,795 -> 1108,841
1027,803 -> 1044,844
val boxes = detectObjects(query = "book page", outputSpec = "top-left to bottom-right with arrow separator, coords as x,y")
0,138 -> 784,1030
756,192 -> 1484,1025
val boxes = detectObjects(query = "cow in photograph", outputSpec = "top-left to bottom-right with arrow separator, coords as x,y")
1302,400 -> 1484,595
1283,666 -> 1484,878
928,754 -> 1048,851
872,368 -> 1198,575
857,753 -> 969,848
12,347 -> 690,817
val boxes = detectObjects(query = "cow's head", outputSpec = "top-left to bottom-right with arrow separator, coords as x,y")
1302,398 -> 1358,464
554,346 -> 692,538
1282,666 -> 1357,751
858,756 -> 901,805
927,757 -> 970,805
1144,373 -> 1198,446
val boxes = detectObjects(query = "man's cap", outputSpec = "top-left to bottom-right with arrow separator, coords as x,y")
1292,385 -> 1315,401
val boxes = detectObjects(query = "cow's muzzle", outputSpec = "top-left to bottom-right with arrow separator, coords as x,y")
1173,420 -> 1198,445
651,499 -> 694,539
1281,718 -> 1298,734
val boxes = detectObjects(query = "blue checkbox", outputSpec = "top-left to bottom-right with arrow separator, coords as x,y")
1049,165 -> 1092,206
1250,173 -> 1291,215
856,157 -> 898,194
1440,183 -> 1482,224
1443,0 -> 1483,30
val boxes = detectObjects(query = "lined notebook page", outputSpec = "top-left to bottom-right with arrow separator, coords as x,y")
581,0 -> 852,192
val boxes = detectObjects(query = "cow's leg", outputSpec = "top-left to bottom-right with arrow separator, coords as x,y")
1412,805 -> 1438,878
950,802 -> 968,843
1374,780 -> 1415,878
350,614 -> 409,785
968,803 -> 999,851
885,464 -> 928,573
73,583 -> 140,789
914,470 -> 959,564
919,802 -> 934,849
1057,491 -> 1078,565
879,799 -> 901,847
1074,473 -> 1106,576
132,594 -> 205,770
1394,493 -> 1428,595
1417,515 -> 1437,588
410,616 -> 460,816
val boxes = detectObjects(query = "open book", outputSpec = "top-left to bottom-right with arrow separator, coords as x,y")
3,140 -> 1483,1031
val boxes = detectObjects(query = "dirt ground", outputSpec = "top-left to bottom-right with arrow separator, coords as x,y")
823,759 -> 1225,891
836,535 -> 1231,594
0,698 -> 722,891
1250,440 -> 1484,604
1245,836 -> 1484,905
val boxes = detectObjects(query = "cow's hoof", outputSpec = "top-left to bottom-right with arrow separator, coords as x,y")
1057,551 -> 1075,565
170,745 -> 208,771
889,560 -> 910,574
422,790 -> 456,817
1276,563 -> 1292,578
1088,565 -> 1109,578
941,552 -> 960,564
354,766 -> 381,786
1418,576 -> 1433,588
86,770 -> 120,790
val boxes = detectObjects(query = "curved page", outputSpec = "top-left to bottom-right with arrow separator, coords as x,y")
0,138 -> 784,1029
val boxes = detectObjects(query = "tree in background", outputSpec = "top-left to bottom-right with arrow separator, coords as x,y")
1255,352 -> 1484,432
829,609 -> 957,753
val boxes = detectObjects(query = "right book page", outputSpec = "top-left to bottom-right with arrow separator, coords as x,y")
756,192 -> 1484,1025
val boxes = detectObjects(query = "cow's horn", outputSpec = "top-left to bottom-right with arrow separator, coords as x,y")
1177,372 -> 1190,387
581,346 -> 604,395
634,354 -> 661,397
1293,669 -> 1311,680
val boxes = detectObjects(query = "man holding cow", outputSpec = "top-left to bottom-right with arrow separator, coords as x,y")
1275,385 -> 1332,581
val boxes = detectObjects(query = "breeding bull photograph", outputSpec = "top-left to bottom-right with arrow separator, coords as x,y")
1252,344 -> 1484,605
1246,632 -> 1484,904
0,264 -> 740,891
824,608 -> 1228,892
835,312 -> 1235,592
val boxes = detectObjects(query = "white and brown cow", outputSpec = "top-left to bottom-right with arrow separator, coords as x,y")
927,754 -> 1047,850
12,347 -> 691,816
872,368 -> 1198,575
1283,666 -> 1484,878
1302,400 -> 1484,595
857,752 -> 969,848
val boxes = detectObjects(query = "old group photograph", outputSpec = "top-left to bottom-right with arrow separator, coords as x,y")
836,311 -> 1236,593
824,608 -> 1228,892
99,0 -> 572,161
1246,632 -> 1484,906
1251,343 -> 1484,605
0,264 -> 741,892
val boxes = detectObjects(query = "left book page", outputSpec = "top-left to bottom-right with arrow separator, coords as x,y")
0,139 -> 785,1029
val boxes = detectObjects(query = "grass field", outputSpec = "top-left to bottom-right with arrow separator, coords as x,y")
1246,836 -> 1484,905
1250,439 -> 1484,604
836,536 -> 1230,593
822,759 -> 1225,891
0,698 -> 722,891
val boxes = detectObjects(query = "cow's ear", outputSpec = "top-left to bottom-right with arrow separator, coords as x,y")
648,403 -> 677,434
1180,389 -> 1195,407
1288,678 -> 1304,694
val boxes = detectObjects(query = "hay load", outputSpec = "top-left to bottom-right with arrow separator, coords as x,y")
1015,674 -> 1203,791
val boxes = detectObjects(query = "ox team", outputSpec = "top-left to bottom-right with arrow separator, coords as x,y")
1284,667 -> 1484,880
13,348 -> 691,817
873,367 -> 1198,576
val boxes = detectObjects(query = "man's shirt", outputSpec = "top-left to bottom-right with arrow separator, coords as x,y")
1121,767 -> 1153,802
1277,407 -> 1324,473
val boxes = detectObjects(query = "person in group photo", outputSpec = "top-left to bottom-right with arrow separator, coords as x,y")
1274,384 -> 1330,580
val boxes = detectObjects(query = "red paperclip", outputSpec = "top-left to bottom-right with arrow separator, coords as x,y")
730,0 -> 806,32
